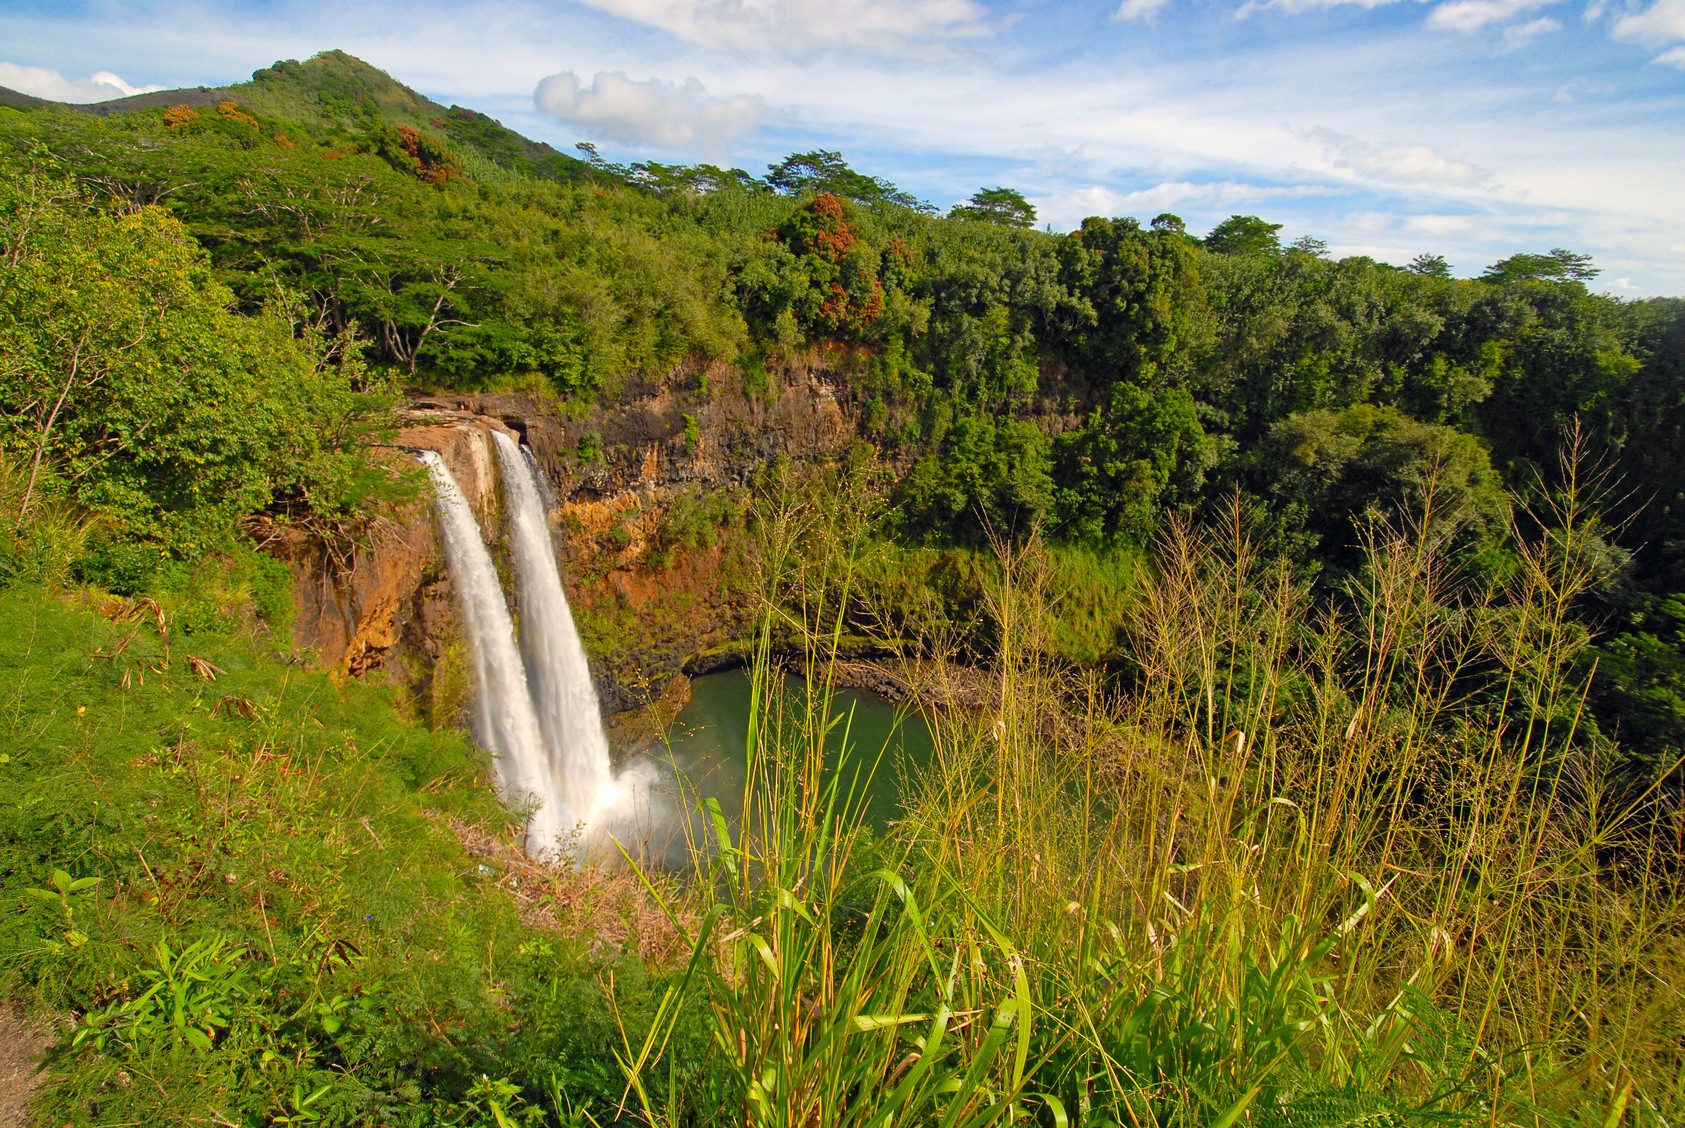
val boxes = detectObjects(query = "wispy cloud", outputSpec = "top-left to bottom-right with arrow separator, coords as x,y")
567,0 -> 992,56
1304,127 -> 1488,187
1236,0 -> 1413,18
1609,0 -> 1685,63
533,70 -> 763,156
1611,0 -> 1685,42
1116,0 -> 1174,24
1425,0 -> 1559,33
0,60 -> 163,103
1500,15 -> 1562,45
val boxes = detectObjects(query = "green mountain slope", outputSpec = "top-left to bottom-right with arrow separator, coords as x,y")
0,51 -> 584,181
231,52 -> 587,183
0,86 -> 56,111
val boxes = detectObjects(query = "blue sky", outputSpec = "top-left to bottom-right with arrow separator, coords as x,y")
2,0 -> 1681,294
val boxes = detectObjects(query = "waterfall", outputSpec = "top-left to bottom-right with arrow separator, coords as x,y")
522,442 -> 558,513
491,430 -> 614,822
419,449 -> 576,857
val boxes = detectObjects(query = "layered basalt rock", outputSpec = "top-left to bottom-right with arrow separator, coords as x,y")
274,366 -> 863,720
266,411 -> 515,684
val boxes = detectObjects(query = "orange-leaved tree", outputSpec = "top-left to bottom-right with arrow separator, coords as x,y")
776,193 -> 885,337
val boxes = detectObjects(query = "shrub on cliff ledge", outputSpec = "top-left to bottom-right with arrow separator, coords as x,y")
0,165 -> 392,585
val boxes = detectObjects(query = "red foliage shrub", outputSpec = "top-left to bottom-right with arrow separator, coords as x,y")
782,193 -> 856,262
216,101 -> 260,130
391,125 -> 463,185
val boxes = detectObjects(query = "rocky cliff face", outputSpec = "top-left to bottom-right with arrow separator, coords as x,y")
266,411 -> 521,726
274,365 -> 862,721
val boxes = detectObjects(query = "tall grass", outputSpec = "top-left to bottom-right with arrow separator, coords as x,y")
0,449 -> 100,588
619,466 -> 1684,1126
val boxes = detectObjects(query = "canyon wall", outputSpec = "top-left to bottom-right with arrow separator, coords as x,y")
272,365 -> 861,720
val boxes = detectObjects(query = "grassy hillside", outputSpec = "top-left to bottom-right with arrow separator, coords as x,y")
0,581 -> 702,1125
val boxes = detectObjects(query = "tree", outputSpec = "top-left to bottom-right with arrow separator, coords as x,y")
897,415 -> 1054,543
1290,235 -> 1329,257
375,124 -> 463,185
1150,213 -> 1186,234
1203,215 -> 1283,256
1250,402 -> 1511,570
0,167 -> 385,555
949,187 -> 1036,229
765,150 -> 924,208
774,193 -> 885,337
1603,298 -> 1685,590
1472,280 -> 1635,474
1054,382 -> 1213,542
1481,248 -> 1599,285
1586,597 -> 1685,790
628,161 -> 763,196
1055,216 -> 1205,384
1407,253 -> 1452,278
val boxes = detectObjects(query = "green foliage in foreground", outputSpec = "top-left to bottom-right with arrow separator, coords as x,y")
615,489 -> 1679,1127
0,584 -> 696,1125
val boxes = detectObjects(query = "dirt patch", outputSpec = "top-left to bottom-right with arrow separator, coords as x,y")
441,816 -> 690,966
0,1003 -> 53,1128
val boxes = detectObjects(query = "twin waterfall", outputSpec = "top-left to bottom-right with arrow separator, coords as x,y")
420,432 -> 615,860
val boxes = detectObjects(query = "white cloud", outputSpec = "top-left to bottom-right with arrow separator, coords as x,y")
1239,0 -> 1564,38
1117,180 -> 1339,210
1605,0 -> 1685,65
1501,15 -> 1562,44
533,70 -> 762,156
0,60 -> 162,103
1236,0 -> 1410,18
1304,127 -> 1488,187
1116,0 -> 1174,22
568,0 -> 991,55
1611,0 -> 1685,42
1426,0 -> 1558,32
1388,212 -> 1481,236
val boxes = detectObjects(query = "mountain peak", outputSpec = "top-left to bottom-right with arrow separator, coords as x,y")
0,50 -> 583,187
241,50 -> 436,126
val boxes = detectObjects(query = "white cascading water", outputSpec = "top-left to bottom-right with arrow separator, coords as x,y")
490,430 -> 615,823
419,449 -> 576,857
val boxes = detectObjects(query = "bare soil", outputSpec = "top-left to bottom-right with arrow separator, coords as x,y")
0,1003 -> 51,1128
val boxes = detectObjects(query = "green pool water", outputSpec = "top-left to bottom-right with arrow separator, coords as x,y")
599,667 -> 936,867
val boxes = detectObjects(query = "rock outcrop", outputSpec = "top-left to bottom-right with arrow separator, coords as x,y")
272,365 -> 865,722
266,412 -> 516,704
